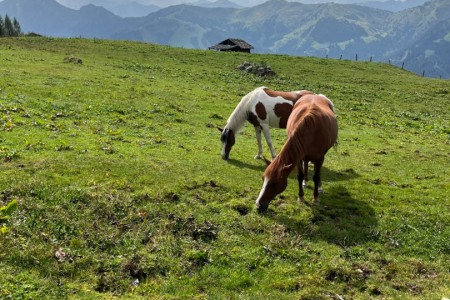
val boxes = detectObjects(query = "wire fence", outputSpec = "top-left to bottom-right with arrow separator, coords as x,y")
324,53 -> 446,80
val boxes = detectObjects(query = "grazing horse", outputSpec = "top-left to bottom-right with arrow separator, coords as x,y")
219,86 -> 314,160
255,93 -> 338,211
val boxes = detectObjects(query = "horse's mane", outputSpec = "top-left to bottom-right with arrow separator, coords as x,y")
225,87 -> 264,133
264,104 -> 322,178
292,103 -> 323,134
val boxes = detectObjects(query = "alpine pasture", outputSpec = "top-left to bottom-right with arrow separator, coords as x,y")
0,37 -> 449,299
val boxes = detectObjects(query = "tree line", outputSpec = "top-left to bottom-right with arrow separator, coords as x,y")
0,14 -> 22,37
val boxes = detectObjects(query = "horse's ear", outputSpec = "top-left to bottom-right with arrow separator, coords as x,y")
262,156 -> 272,166
217,126 -> 223,132
282,164 -> 294,174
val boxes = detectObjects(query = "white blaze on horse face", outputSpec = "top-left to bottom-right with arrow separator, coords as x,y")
256,176 -> 269,207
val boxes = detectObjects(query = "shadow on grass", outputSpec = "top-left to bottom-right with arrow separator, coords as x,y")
273,184 -> 377,246
226,158 -> 266,172
322,166 -> 360,182
227,159 -> 360,184
286,165 -> 360,183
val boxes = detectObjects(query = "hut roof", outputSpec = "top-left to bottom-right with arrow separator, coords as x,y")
209,38 -> 254,51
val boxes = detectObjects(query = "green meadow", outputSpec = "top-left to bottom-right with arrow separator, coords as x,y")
0,37 -> 449,299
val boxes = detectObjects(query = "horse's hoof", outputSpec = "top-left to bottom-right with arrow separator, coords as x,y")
302,180 -> 308,188
318,187 -> 324,194
314,196 -> 320,203
298,196 -> 305,202
254,155 -> 262,159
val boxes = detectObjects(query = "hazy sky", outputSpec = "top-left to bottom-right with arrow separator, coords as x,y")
55,0 -> 269,9
54,0 -> 372,10
0,0 -> 414,10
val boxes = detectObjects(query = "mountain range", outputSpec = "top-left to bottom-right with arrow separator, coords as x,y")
0,0 -> 449,78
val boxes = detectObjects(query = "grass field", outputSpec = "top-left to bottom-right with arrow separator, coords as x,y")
0,37 -> 449,299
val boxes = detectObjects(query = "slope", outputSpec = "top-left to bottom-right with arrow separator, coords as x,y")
0,37 -> 448,299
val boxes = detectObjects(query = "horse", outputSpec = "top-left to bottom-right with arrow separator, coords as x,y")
255,93 -> 338,211
218,86 -> 314,160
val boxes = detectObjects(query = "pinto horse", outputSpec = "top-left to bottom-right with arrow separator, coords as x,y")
219,86 -> 314,160
255,93 -> 338,211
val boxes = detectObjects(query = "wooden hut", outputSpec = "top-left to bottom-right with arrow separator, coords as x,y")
208,38 -> 254,53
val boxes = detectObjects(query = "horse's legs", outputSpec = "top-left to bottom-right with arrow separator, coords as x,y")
261,125 -> 276,158
254,126 -> 263,159
313,157 -> 324,202
297,166 -> 305,202
302,160 -> 309,188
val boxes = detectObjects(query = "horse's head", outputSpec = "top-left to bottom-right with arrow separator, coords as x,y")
255,159 -> 293,211
218,127 -> 235,160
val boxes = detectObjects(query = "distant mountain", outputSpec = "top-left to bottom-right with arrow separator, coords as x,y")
0,0 -> 449,78
111,4 -> 237,49
191,0 -> 242,8
383,0 -> 450,77
134,0 -> 199,8
103,2 -> 160,18
356,0 -> 427,12
0,0 -> 76,36
0,0 -> 126,37
229,0 -> 392,56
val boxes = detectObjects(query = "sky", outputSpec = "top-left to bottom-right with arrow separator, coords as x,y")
54,0 -> 383,10
0,0 -> 415,10
55,0 -> 269,10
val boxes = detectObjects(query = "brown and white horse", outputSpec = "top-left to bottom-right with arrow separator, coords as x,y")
219,86 -> 314,160
255,93 -> 338,211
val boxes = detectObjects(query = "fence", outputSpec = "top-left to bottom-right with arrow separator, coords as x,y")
325,53 -> 445,79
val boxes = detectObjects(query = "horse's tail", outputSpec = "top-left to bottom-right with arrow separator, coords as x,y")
317,94 -> 338,150
292,103 -> 338,152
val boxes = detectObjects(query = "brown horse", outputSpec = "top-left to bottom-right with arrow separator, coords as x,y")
255,93 -> 338,211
